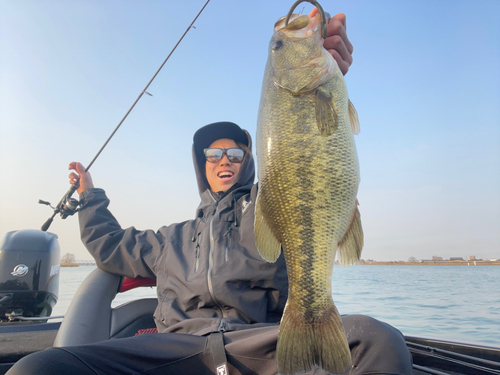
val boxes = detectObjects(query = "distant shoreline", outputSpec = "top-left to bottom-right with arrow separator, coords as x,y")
60,262 -> 79,267
60,262 -> 96,267
353,261 -> 500,266
60,261 -> 499,267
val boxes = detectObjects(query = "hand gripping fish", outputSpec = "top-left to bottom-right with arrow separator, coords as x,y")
254,2 -> 363,374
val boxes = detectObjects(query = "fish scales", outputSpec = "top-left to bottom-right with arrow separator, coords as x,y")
255,11 -> 363,375
259,75 -> 357,315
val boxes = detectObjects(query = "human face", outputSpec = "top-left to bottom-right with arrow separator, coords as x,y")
205,138 -> 243,193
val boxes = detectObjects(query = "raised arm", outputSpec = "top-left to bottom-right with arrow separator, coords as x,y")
68,162 -> 162,279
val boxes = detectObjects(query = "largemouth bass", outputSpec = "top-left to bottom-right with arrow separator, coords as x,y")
254,7 -> 363,375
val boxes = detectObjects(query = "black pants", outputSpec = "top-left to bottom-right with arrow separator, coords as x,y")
8,315 -> 413,375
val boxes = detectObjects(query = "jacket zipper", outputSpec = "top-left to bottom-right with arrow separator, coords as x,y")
194,237 -> 200,273
218,318 -> 227,332
224,225 -> 232,262
207,201 -> 227,319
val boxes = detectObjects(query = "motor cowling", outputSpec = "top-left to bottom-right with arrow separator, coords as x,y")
0,229 -> 60,321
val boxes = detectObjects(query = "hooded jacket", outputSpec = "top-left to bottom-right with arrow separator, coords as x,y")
77,123 -> 288,335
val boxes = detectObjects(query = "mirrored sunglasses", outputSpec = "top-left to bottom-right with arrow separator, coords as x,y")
204,148 -> 245,163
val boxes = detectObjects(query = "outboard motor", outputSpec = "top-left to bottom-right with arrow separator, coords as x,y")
0,229 -> 60,322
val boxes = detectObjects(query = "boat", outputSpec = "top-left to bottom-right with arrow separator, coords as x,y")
1,229 -> 499,374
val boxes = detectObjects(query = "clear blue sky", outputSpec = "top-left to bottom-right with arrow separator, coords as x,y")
1,1 -> 499,262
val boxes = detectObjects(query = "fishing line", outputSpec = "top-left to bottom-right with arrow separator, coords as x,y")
40,0 -> 211,231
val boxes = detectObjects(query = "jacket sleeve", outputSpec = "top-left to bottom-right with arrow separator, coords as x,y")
77,188 -> 163,279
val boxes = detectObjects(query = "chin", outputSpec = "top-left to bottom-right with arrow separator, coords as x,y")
215,183 -> 234,193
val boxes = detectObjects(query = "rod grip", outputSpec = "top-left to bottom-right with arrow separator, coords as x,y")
41,213 -> 56,232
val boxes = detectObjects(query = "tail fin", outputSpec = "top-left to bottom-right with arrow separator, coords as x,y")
277,302 -> 351,375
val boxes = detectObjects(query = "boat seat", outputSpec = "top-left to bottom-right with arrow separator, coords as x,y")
54,268 -> 158,347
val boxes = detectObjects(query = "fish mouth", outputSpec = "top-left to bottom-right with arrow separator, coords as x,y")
274,12 -> 323,42
282,0 -> 329,39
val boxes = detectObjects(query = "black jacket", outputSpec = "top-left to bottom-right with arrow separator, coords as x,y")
77,128 -> 288,335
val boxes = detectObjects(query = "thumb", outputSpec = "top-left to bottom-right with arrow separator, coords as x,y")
76,162 -> 87,175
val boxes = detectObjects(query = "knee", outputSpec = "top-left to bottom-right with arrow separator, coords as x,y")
6,348 -> 90,375
7,350 -> 54,375
342,314 -> 405,344
341,314 -> 413,374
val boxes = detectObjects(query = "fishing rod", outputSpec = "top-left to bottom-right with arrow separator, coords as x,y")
39,0 -> 211,232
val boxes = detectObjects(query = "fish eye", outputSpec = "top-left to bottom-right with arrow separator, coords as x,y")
271,40 -> 283,52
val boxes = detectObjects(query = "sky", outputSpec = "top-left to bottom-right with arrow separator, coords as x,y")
1,0 -> 499,262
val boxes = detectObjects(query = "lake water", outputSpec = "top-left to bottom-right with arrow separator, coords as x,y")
52,265 -> 500,347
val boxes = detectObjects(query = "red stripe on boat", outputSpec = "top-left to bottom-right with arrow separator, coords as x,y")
135,328 -> 158,335
120,277 -> 156,292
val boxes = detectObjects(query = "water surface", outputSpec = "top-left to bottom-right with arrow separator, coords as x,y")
53,265 -> 500,347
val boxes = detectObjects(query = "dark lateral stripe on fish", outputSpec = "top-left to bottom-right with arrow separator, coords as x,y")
297,201 -> 316,319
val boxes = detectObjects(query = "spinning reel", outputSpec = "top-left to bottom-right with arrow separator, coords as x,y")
39,183 -> 80,231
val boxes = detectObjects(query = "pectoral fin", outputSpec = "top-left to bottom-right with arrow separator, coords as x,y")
254,194 -> 281,262
348,99 -> 360,135
338,201 -> 363,266
315,88 -> 339,136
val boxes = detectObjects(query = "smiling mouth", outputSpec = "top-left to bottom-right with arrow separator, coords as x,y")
218,171 -> 234,180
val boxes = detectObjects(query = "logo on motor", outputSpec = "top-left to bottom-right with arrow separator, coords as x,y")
11,264 -> 29,277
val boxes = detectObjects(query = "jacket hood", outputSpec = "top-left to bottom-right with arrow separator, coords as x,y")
192,122 -> 255,196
